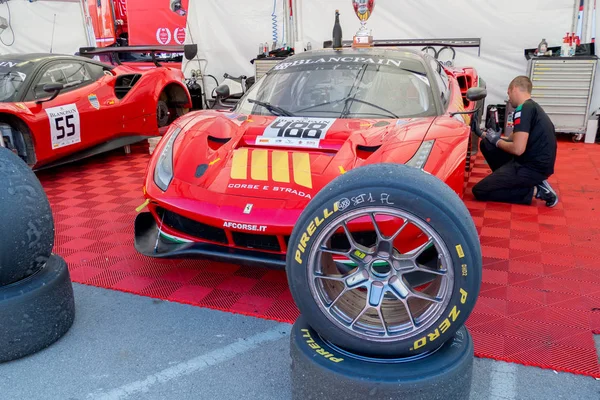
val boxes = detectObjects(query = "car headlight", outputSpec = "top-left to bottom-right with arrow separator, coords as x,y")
405,140 -> 434,169
154,126 -> 182,191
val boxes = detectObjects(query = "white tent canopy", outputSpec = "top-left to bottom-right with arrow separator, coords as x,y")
183,0 -> 599,115
0,0 -> 90,56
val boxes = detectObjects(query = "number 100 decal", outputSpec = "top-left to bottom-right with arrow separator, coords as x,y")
257,117 -> 336,148
45,104 -> 81,149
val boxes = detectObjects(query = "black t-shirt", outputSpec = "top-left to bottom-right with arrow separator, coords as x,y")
512,99 -> 557,176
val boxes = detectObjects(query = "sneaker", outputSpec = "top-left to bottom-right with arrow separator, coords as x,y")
535,180 -> 558,207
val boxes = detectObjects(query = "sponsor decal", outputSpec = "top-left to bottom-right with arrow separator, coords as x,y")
88,94 -> 100,110
227,183 -> 312,199
301,329 -> 344,363
0,61 -> 18,68
174,27 -> 186,44
243,204 -> 253,214
230,148 -> 313,189
106,99 -> 116,105
274,57 -> 403,71
45,104 -> 81,149
15,103 -> 26,110
223,221 -> 267,232
156,27 -> 172,45
255,117 -> 336,149
514,111 -> 522,119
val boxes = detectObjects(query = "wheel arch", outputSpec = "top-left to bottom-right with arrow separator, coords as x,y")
0,112 -> 37,166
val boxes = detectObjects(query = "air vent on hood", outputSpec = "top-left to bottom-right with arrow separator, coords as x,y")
356,144 -> 382,160
207,135 -> 231,151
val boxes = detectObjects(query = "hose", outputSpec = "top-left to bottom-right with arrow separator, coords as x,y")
271,0 -> 278,46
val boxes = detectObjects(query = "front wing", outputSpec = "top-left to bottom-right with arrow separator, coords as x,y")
134,212 -> 286,269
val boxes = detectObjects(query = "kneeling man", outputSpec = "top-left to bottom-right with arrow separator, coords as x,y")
472,76 -> 558,207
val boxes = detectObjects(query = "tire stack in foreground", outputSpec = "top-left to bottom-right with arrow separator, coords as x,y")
0,148 -> 76,363
286,163 -> 482,399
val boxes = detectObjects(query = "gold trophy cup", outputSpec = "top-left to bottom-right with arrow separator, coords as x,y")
352,0 -> 375,47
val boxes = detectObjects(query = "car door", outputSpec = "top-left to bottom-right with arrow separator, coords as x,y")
23,59 -> 116,159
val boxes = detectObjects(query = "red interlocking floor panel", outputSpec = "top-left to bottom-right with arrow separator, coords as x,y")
36,139 -> 600,378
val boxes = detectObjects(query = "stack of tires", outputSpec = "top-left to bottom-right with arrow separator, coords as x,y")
0,148 -> 75,363
286,164 -> 482,400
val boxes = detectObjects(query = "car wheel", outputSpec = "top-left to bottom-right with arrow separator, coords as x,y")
286,163 -> 481,357
290,315 -> 474,400
157,100 -> 170,127
0,254 -> 75,363
0,147 -> 54,287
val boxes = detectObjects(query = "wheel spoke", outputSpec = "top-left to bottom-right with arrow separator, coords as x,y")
409,290 -> 442,303
377,308 -> 389,337
415,262 -> 447,276
319,246 -> 350,257
407,238 -> 434,259
350,304 -> 370,328
390,219 -> 409,241
369,213 -> 384,242
368,281 -> 385,307
388,275 -> 410,298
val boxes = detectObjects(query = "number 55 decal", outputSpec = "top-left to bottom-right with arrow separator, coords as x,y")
45,104 -> 81,149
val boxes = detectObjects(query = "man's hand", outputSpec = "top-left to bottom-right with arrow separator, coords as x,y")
484,128 -> 502,147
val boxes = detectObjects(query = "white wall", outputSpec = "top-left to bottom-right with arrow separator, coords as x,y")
0,0 -> 89,55
186,0 -> 599,116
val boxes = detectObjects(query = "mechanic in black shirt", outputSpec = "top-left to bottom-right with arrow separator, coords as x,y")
472,76 -> 558,207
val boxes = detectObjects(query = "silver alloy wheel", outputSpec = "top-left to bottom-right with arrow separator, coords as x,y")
307,206 -> 454,343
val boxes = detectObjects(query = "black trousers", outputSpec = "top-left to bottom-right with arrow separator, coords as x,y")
472,140 -> 548,205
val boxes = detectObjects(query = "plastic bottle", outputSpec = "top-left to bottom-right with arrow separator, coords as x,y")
333,10 -> 343,49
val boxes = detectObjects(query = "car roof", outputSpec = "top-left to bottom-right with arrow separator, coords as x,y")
0,53 -> 102,68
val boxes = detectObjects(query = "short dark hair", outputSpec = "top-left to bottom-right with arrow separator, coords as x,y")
509,76 -> 532,93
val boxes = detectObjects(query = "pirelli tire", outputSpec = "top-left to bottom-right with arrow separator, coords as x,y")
285,163 -> 482,358
0,147 -> 54,287
0,254 -> 75,363
290,315 -> 474,400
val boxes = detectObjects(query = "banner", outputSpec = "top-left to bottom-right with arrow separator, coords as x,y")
126,0 -> 189,45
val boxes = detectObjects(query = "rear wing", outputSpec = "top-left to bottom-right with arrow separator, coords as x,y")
324,38 -> 481,57
78,44 -> 198,66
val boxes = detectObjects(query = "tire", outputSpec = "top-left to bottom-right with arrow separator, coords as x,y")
0,147 -> 54,286
290,315 -> 474,400
0,254 -> 75,363
286,163 -> 481,357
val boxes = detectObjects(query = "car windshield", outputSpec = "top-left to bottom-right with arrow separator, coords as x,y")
0,71 -> 26,102
235,57 -> 436,119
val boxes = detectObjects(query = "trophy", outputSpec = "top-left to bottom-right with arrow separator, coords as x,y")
352,0 -> 375,47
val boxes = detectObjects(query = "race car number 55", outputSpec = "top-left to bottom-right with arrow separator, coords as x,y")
45,104 -> 81,149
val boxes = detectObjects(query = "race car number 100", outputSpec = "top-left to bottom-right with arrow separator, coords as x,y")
46,104 -> 81,149
257,117 -> 336,148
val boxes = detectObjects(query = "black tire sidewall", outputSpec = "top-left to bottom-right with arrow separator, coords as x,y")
0,147 -> 54,286
286,163 -> 481,357
290,315 -> 474,397
0,254 -> 75,363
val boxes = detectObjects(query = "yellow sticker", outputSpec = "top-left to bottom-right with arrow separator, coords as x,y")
353,250 -> 366,259
339,166 -> 346,174
135,199 -> 150,212
15,103 -> 26,110
209,157 -> 221,166
455,244 -> 465,258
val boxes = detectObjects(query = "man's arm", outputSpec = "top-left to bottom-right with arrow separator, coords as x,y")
497,131 -> 528,155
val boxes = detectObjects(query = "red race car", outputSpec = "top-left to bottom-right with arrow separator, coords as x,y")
0,45 -> 195,170
135,44 -> 486,268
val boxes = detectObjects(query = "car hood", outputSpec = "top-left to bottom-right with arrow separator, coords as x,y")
170,111 -> 435,203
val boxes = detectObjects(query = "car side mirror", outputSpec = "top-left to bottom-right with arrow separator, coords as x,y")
215,84 -> 230,99
43,83 -> 64,93
184,44 -> 198,61
466,87 -> 487,102
35,83 -> 64,104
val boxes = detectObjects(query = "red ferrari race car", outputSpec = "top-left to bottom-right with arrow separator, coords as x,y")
0,45 -> 195,170
134,45 -> 486,269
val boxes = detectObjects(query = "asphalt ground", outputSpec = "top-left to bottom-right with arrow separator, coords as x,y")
1,283 -> 598,400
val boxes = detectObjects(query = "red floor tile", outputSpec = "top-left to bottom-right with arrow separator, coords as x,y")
37,140 -> 600,378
